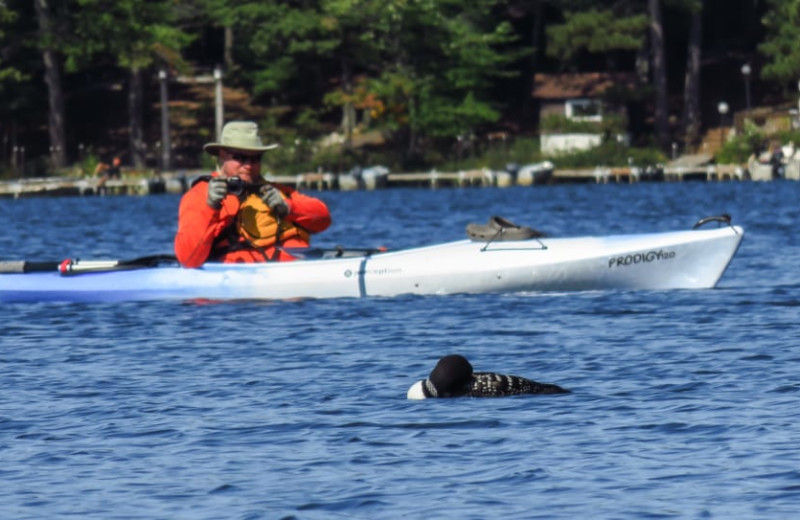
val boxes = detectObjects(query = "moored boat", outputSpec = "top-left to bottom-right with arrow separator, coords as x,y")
0,215 -> 743,303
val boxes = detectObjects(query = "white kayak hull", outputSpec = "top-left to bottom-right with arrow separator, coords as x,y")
0,225 -> 743,302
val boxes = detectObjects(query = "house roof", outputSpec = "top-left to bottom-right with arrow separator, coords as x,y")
532,72 -> 638,99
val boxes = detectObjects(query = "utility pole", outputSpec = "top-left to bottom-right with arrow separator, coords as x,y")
159,69 -> 171,171
741,64 -> 752,112
214,66 -> 224,141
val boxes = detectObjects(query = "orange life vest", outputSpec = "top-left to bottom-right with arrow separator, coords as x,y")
236,192 -> 310,248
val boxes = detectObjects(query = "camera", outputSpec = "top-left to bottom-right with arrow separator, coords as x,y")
226,176 -> 246,195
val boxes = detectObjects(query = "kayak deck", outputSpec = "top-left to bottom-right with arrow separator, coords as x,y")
0,225 -> 744,303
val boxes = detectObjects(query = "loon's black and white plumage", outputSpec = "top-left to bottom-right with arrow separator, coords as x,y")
407,354 -> 569,399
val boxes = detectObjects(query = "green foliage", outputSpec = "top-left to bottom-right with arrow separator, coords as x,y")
715,137 -> 756,165
310,146 -> 362,174
393,0 -> 519,140
236,2 -> 328,98
715,123 -> 765,164
541,114 -> 598,134
546,8 -> 648,67
262,133 -> 665,175
75,147 -> 101,177
0,2 -> 27,102
415,92 -> 499,138
759,0 -> 800,87
239,0 -> 517,152
439,136 -> 544,172
199,151 -> 217,172
716,125 -> 800,164
2,0 -> 796,173
505,137 -> 545,165
772,129 -> 800,148
67,0 -> 194,72
665,0 -> 703,13
547,141 -> 666,169
540,113 -> 627,136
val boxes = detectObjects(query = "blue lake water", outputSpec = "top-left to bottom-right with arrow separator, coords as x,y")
1,181 -> 799,519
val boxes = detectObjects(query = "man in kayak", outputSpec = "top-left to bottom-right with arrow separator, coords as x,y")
174,121 -> 331,267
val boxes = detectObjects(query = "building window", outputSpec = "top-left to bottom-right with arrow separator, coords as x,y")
565,99 -> 602,122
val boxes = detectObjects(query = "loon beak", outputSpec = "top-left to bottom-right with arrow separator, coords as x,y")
407,380 -> 427,400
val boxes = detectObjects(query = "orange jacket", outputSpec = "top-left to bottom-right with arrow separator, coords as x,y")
174,175 -> 332,268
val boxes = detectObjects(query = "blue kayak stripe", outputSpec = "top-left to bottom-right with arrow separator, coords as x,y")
358,257 -> 368,298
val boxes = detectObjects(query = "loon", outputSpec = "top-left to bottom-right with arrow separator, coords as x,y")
407,354 -> 569,399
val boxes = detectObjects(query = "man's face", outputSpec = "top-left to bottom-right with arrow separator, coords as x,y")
219,149 -> 263,184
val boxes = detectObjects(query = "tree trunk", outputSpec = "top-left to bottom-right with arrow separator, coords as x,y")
648,0 -> 670,150
224,26 -> 234,70
681,4 -> 703,152
340,59 -> 354,150
521,0 -> 544,124
129,67 -> 146,168
407,95 -> 417,156
34,0 -> 67,171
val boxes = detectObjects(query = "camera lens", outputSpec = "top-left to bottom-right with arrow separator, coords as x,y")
226,177 -> 245,195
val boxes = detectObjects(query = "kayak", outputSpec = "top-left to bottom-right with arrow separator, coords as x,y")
0,216 -> 743,303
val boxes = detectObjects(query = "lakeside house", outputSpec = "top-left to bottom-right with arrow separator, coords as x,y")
532,72 -> 639,155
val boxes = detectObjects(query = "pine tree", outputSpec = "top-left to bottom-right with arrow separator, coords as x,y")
759,0 -> 800,90
67,0 -> 193,167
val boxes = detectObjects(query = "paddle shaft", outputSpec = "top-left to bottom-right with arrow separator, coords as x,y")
0,255 -> 178,275
0,249 -> 383,274
0,260 -> 62,273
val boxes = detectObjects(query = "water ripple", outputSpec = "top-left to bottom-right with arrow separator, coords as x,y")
2,184 -> 800,519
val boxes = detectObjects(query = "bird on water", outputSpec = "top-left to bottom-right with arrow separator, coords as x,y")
407,354 -> 570,399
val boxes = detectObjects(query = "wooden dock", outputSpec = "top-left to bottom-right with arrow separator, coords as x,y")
0,176 -> 175,199
553,164 -> 745,183
261,168 -> 515,190
0,162 -> 760,198
387,169 -> 513,188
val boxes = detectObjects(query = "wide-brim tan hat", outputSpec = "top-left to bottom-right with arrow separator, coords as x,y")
203,121 -> 279,156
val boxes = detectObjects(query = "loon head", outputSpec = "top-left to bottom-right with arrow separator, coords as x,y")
407,354 -> 474,399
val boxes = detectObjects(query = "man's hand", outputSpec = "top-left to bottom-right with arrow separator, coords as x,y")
206,177 -> 228,209
260,185 -> 290,218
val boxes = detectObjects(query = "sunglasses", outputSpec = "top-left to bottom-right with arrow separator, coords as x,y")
227,152 -> 262,164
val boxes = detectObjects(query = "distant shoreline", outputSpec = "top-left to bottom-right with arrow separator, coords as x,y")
0,162 -> 777,199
